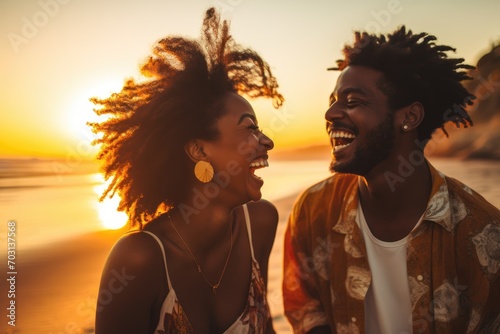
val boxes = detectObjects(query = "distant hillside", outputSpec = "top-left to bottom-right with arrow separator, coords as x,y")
429,43 -> 500,159
272,144 -> 331,161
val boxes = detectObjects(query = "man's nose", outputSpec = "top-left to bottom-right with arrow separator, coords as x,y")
325,102 -> 343,122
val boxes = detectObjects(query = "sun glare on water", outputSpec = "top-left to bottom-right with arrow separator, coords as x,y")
92,173 -> 129,230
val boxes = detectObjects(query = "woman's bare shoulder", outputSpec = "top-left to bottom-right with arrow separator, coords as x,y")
246,199 -> 278,226
96,231 -> 166,333
106,231 -> 164,267
244,200 -> 279,259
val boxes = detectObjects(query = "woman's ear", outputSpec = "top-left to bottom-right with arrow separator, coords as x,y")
184,139 -> 206,163
399,102 -> 424,131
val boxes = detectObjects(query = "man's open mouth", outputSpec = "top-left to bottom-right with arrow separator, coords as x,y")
330,130 -> 356,152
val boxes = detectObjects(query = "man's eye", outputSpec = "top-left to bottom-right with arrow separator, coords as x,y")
347,99 -> 359,108
249,125 -> 260,132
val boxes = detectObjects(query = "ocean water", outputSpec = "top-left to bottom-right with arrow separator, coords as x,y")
0,159 -> 103,250
5,156 -> 500,250
0,157 -> 333,250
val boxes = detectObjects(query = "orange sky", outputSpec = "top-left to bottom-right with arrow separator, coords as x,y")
1,0 -> 499,159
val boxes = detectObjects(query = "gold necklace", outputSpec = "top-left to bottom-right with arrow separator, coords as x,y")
169,214 -> 233,294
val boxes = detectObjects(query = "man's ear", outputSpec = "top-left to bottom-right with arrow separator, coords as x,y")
399,102 -> 425,131
184,139 -> 206,163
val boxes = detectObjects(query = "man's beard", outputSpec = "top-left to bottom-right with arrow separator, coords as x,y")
330,112 -> 396,176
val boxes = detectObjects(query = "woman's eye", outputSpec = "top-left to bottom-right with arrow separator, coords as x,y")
249,125 -> 260,132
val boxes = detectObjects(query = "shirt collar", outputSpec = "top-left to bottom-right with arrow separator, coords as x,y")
332,160 -> 462,234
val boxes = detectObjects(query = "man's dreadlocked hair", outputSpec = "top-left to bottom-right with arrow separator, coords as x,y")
88,8 -> 283,228
332,26 -> 475,144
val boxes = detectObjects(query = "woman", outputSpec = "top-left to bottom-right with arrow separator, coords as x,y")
90,7 -> 284,334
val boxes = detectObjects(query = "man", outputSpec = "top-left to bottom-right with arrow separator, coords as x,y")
283,26 -> 500,334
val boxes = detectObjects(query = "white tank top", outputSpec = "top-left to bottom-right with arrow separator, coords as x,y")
356,202 -> 422,334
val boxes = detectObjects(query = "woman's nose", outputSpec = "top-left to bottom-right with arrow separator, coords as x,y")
260,132 -> 274,150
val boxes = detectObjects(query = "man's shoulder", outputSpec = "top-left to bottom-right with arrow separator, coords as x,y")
304,172 -> 357,193
440,174 -> 500,281
444,174 -> 500,219
294,172 -> 358,210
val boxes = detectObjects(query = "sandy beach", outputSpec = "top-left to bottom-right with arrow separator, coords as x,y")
12,228 -> 125,333
7,193 -> 298,334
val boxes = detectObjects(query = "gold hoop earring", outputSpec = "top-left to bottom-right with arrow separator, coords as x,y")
194,161 -> 214,183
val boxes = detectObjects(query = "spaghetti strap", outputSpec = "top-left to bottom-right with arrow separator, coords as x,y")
242,204 -> 256,261
141,230 -> 173,290
148,206 -> 271,334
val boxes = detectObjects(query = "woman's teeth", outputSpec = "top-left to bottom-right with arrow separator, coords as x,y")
249,159 -> 269,168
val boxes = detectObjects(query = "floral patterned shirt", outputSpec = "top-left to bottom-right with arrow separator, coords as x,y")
283,161 -> 500,334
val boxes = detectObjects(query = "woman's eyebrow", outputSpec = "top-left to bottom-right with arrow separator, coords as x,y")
238,113 -> 257,124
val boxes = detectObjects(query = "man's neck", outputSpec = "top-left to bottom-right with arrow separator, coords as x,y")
357,157 -> 432,242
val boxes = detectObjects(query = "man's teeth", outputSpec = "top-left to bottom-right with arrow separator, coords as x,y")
250,159 -> 269,168
334,143 -> 351,152
329,131 -> 356,140
330,130 -> 356,152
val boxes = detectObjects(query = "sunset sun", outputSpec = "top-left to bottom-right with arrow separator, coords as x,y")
92,173 -> 128,230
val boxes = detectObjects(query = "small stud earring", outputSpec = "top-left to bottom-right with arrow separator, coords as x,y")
403,124 -> 409,131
